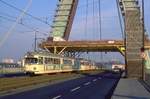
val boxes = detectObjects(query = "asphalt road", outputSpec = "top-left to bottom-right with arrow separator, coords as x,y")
0,71 -> 120,99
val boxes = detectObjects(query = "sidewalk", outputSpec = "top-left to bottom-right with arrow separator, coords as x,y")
111,78 -> 150,99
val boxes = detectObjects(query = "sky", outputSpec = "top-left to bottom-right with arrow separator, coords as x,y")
0,0 -> 150,62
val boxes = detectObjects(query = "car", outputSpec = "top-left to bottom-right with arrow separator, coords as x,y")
112,66 -> 121,73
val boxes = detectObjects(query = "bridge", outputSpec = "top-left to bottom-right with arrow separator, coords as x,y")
39,0 -> 146,79
40,40 -> 150,55
40,40 -> 124,53
0,0 -> 150,98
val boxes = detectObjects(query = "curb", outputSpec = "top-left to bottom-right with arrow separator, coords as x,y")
138,79 -> 150,93
105,73 -> 121,99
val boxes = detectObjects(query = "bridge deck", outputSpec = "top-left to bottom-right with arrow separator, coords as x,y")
40,40 -> 124,53
40,40 -> 150,54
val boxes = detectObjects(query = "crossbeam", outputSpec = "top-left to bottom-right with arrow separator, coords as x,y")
40,40 -> 150,54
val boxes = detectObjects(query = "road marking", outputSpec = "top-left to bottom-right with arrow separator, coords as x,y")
98,77 -> 102,79
84,82 -> 91,86
52,95 -> 61,99
93,79 -> 97,82
70,86 -> 80,92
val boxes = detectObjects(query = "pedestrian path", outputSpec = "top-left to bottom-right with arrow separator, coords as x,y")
112,78 -> 150,99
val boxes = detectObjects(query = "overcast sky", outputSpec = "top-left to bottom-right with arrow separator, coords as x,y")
0,0 -> 149,62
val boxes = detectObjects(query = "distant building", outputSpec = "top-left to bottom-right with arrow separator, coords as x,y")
2,58 -> 14,63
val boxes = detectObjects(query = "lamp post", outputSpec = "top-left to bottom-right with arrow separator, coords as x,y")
34,29 -> 48,52
34,31 -> 37,51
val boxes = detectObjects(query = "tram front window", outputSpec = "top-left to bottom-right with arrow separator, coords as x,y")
25,58 -> 38,64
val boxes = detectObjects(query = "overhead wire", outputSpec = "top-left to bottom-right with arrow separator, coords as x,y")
0,12 -> 17,19
0,24 -> 9,29
0,0 -> 33,48
0,0 -> 50,25
0,15 -> 16,22
0,12 -> 52,27
0,15 -> 49,38
0,15 -> 37,31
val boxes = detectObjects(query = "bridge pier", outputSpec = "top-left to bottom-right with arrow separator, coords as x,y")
121,0 -> 144,79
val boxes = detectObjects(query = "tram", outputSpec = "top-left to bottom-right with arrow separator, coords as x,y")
23,51 -> 98,75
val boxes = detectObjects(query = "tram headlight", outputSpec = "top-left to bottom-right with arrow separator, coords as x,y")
33,67 -> 36,70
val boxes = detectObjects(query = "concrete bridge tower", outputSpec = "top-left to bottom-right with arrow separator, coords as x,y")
119,0 -> 144,78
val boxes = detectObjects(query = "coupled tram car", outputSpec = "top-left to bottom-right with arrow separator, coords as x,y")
23,51 -> 98,75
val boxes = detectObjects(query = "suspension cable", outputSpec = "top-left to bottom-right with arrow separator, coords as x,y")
91,0 -> 95,61
98,0 -> 102,40
116,0 -> 124,39
92,0 -> 95,40
85,0 -> 89,40
85,0 -> 89,59
98,0 -> 103,61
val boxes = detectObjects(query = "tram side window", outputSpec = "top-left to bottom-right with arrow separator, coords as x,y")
45,58 -> 53,64
53,58 -> 60,64
25,58 -> 38,64
7,65 -> 10,68
39,57 -> 43,64
63,59 -> 72,65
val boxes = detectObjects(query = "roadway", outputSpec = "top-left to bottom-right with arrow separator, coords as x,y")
0,71 -> 121,99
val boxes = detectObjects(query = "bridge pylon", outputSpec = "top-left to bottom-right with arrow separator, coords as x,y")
119,0 -> 144,78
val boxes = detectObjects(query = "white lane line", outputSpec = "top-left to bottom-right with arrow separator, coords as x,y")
93,79 -> 97,82
98,77 -> 102,79
52,95 -> 61,99
84,82 -> 91,86
70,86 -> 80,92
